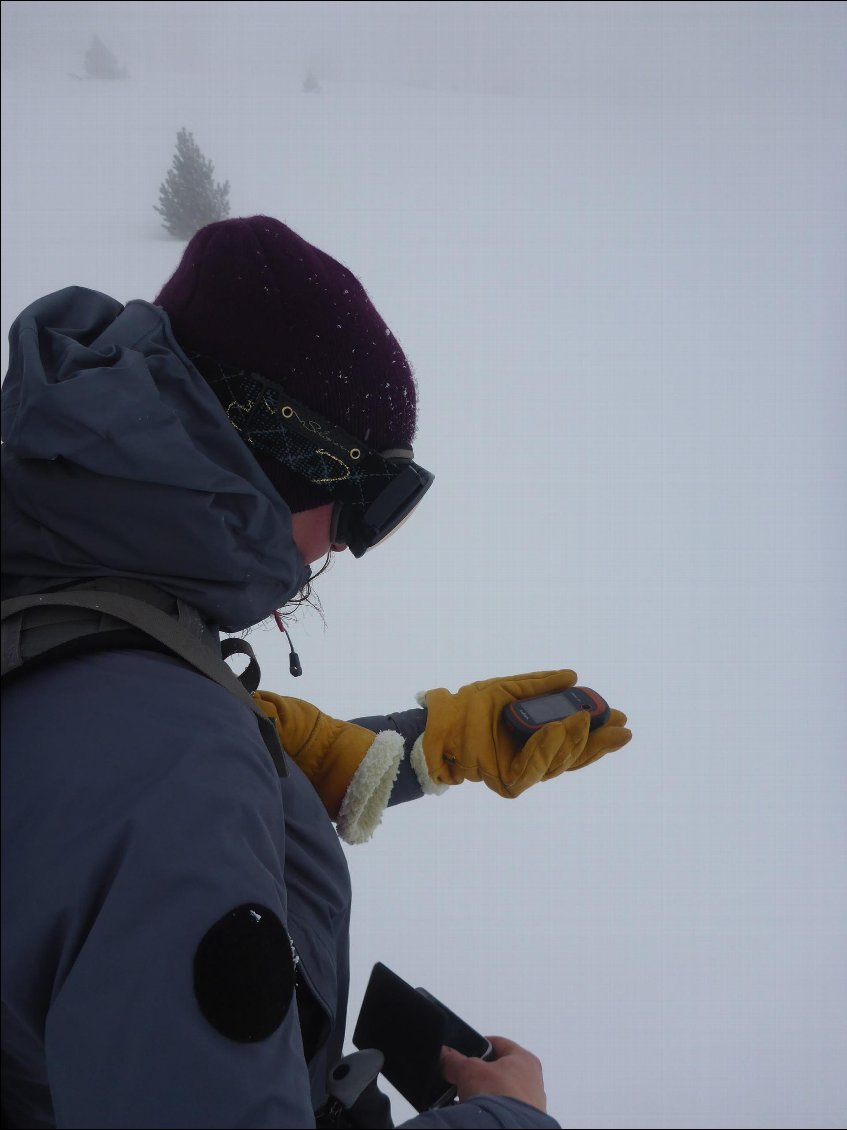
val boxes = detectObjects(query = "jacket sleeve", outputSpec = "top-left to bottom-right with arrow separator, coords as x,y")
397,1096 -> 561,1128
12,653 -> 318,1129
350,707 -> 430,807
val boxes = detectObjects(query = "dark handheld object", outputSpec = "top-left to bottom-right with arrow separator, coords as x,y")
353,963 -> 494,1112
502,686 -> 610,742
414,987 -> 495,1107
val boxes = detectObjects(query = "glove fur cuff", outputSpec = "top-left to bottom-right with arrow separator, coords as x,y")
410,734 -> 450,796
412,690 -> 449,795
336,730 -> 404,845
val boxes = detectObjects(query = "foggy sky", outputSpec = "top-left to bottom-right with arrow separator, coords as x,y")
3,1 -> 844,104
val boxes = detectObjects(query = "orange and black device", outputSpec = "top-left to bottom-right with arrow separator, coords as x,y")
503,686 -> 610,742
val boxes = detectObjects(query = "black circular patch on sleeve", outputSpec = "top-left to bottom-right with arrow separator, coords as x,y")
193,904 -> 295,1042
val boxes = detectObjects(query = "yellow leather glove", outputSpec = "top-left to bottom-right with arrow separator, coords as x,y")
412,670 -> 632,799
253,691 -> 404,845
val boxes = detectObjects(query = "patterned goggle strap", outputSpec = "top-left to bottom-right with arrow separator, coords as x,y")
191,354 -> 413,508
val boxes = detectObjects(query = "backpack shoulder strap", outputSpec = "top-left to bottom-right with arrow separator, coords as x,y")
1,587 -> 287,776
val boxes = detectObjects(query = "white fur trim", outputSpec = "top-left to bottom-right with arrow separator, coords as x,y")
415,690 -> 428,708
410,734 -> 449,796
336,731 -> 404,845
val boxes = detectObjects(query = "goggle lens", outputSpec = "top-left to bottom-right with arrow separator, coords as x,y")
331,462 -> 433,557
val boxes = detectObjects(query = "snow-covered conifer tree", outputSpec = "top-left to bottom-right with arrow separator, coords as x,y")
84,35 -> 127,80
154,129 -> 231,240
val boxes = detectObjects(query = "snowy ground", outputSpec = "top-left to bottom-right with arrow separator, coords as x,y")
2,3 -> 846,1127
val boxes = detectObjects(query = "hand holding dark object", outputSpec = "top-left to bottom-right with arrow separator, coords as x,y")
440,1036 -> 548,1114
416,670 -> 632,797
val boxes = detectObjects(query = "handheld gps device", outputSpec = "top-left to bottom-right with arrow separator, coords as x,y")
502,686 -> 610,742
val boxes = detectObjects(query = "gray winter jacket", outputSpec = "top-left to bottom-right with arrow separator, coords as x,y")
1,289 -> 560,1129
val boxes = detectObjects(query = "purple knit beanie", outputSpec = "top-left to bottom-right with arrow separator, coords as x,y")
154,215 -> 417,512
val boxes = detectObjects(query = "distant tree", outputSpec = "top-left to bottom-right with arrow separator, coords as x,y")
84,34 -> 127,80
154,129 -> 231,240
303,71 -> 320,94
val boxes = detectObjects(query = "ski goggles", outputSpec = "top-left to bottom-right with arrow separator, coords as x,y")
196,356 -> 434,557
328,448 -> 433,557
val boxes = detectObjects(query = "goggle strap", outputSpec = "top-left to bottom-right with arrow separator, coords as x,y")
192,354 -> 412,507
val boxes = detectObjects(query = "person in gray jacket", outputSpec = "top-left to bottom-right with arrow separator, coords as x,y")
1,216 -> 631,1129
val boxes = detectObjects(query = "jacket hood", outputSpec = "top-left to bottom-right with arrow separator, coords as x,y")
1,287 -> 310,632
